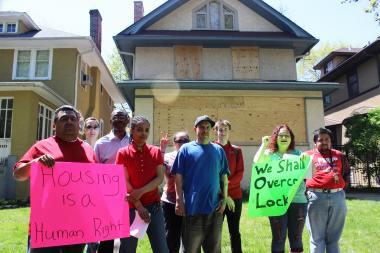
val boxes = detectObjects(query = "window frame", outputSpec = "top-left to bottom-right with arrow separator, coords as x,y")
193,0 -> 238,30
6,22 -> 17,33
347,70 -> 359,98
0,97 -> 14,140
12,49 -> 53,80
36,103 -> 54,141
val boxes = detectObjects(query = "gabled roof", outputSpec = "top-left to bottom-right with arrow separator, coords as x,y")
114,0 -> 318,77
313,47 -> 361,70
318,38 -> 380,82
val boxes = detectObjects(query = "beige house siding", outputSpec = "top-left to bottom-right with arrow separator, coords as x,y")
357,58 -> 379,92
0,49 -> 15,81
0,91 -> 56,199
135,47 -> 296,80
202,48 -> 233,80
259,48 -> 297,80
44,49 -> 77,104
135,47 -> 175,79
147,0 -> 281,32
17,20 -> 29,34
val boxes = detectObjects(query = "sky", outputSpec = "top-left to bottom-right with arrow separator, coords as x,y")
1,0 -> 379,59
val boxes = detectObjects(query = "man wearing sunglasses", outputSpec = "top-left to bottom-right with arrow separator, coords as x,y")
161,131 -> 189,253
94,108 -> 130,253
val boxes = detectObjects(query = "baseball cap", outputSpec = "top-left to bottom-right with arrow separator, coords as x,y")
194,115 -> 215,128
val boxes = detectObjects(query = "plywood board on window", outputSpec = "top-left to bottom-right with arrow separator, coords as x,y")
232,47 -> 259,80
153,96 -> 306,144
174,46 -> 202,80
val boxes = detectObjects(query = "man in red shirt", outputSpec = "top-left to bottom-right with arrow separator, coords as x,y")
14,105 -> 96,253
214,119 -> 244,253
305,128 -> 350,253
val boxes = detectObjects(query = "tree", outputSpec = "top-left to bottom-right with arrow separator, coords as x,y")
297,42 -> 350,81
342,0 -> 379,24
344,107 -> 380,187
105,47 -> 131,112
105,46 -> 129,82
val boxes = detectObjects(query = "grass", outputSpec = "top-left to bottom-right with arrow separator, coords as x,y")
1,199 -> 380,253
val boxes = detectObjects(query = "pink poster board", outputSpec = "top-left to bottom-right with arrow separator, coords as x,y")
30,162 -> 130,248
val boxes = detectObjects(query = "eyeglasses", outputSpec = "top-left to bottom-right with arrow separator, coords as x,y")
85,125 -> 99,130
174,139 -> 190,144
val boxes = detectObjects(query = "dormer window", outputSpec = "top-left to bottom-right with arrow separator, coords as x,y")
0,22 -> 17,33
7,23 -> 17,33
194,0 -> 237,30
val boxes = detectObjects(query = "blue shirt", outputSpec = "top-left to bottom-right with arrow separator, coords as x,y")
94,130 -> 129,164
171,141 -> 230,215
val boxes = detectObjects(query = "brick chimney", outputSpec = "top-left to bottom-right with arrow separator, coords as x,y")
89,9 -> 102,52
134,1 -> 144,22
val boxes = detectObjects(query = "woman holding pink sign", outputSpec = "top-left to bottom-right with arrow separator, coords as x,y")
116,115 -> 169,253
253,124 -> 307,253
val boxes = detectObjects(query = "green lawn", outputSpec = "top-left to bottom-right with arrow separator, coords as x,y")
1,199 -> 379,252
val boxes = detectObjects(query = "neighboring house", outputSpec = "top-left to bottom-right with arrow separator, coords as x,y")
314,38 -> 380,147
114,0 -> 340,190
0,10 -> 126,200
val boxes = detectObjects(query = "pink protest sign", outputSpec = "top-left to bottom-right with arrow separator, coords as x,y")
30,162 -> 130,248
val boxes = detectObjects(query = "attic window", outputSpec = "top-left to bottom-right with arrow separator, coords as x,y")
194,1 -> 237,30
324,60 -> 333,74
6,23 -> 17,33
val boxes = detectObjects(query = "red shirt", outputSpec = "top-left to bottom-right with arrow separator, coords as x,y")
15,136 -> 96,168
306,148 -> 348,189
116,143 -> 163,208
216,141 -> 244,199
14,136 -> 96,236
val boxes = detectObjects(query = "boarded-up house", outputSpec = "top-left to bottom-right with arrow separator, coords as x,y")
114,0 -> 340,189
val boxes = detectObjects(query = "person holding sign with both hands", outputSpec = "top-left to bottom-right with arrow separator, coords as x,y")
253,124 -> 307,253
116,115 -> 169,253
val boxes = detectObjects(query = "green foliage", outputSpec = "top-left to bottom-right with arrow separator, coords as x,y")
105,46 -> 129,82
342,0 -> 379,24
344,107 -> 380,185
297,42 -> 350,81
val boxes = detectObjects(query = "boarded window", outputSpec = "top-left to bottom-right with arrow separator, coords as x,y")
174,46 -> 202,80
232,47 -> 260,79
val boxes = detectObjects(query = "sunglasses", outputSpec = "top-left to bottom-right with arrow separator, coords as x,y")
174,139 -> 190,144
85,125 -> 99,130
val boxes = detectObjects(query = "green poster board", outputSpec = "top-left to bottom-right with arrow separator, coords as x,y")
248,156 -> 310,217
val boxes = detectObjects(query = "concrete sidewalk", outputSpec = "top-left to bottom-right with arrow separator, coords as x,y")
346,192 -> 380,201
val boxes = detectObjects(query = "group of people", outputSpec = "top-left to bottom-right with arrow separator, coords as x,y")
13,104 -> 350,253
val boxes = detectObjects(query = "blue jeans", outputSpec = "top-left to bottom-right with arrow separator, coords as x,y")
269,203 -> 307,253
181,212 -> 223,253
306,190 -> 347,253
119,202 -> 169,253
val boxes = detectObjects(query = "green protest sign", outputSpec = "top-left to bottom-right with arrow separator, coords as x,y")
248,156 -> 310,217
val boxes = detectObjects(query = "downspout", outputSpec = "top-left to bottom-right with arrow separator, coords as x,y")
118,51 -> 135,80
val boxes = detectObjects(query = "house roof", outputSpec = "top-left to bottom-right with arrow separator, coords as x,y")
0,11 -> 40,31
313,47 -> 362,70
118,80 -> 341,111
318,38 -> 380,82
114,0 -> 318,77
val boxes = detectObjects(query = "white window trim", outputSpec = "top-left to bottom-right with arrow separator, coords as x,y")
5,22 -> 18,33
0,97 -> 14,140
37,103 -> 54,140
12,48 -> 53,80
192,0 -> 238,31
